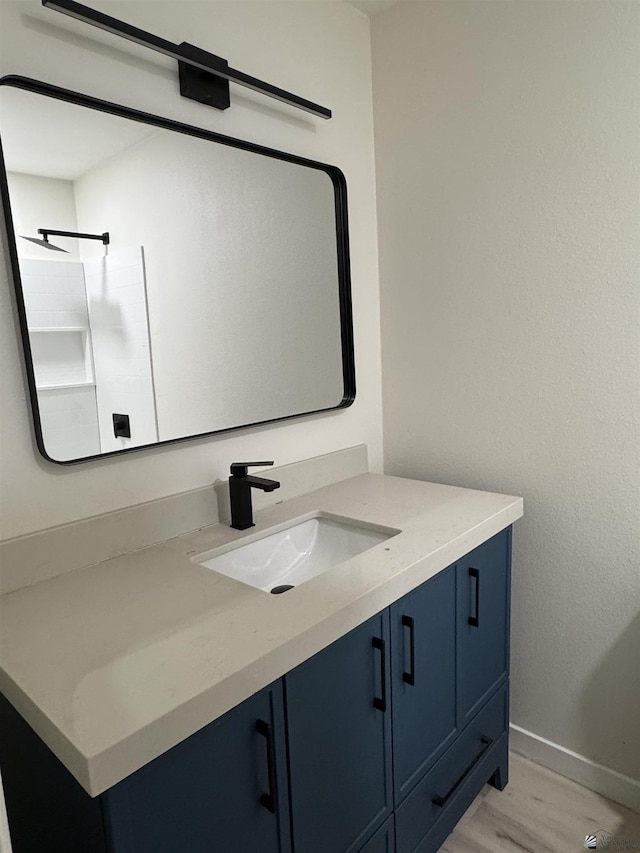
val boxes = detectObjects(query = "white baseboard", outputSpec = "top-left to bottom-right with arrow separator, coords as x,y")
510,724 -> 640,814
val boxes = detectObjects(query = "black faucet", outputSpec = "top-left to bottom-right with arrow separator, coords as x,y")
229,462 -> 281,530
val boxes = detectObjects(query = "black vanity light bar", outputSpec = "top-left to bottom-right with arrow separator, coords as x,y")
41,0 -> 332,120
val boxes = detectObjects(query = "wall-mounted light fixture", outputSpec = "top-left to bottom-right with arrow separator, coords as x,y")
41,0 -> 332,120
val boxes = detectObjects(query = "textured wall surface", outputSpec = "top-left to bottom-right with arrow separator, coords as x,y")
0,0 -> 382,539
372,1 -> 640,781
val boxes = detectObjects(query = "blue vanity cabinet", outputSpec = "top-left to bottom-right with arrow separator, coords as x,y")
456,528 -> 511,727
0,528 -> 512,853
390,564 -> 457,805
285,611 -> 394,853
102,682 -> 292,853
392,529 -> 512,853
394,684 -> 509,853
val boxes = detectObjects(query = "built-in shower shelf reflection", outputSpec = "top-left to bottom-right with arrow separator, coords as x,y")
36,381 -> 96,392
18,255 -> 101,460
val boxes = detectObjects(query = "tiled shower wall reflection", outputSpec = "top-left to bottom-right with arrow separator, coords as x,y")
20,258 -> 100,460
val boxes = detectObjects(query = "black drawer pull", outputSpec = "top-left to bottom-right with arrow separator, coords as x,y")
401,615 -> 416,686
372,636 -> 387,712
256,719 -> 277,814
468,567 -> 480,627
432,735 -> 493,808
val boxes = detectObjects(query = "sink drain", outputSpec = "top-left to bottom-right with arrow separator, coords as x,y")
270,584 -> 295,595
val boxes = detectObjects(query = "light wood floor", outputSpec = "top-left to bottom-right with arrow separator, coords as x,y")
441,753 -> 640,852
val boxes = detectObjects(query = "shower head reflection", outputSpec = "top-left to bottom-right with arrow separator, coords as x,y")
19,235 -> 69,252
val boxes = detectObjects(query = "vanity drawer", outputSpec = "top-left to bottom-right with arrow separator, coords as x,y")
395,683 -> 508,853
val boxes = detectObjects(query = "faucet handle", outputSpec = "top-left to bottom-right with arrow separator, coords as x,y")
230,461 -> 274,477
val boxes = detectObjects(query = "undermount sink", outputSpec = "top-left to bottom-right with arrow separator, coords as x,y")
193,514 -> 400,593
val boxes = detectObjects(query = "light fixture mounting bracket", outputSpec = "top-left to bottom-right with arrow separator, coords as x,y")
177,44 -> 230,111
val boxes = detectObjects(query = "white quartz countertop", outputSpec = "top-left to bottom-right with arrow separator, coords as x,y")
0,474 -> 523,796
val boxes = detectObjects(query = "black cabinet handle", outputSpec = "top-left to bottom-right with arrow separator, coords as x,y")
401,615 -> 416,686
468,567 -> 480,627
372,636 -> 387,712
432,735 -> 493,808
256,719 -> 277,814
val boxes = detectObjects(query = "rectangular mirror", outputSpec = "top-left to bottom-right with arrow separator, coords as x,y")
0,76 -> 355,464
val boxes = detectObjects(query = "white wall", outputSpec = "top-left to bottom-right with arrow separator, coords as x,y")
0,0 -> 382,539
372,1 -> 640,784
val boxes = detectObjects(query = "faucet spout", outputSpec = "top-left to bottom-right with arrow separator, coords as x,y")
244,474 -> 281,493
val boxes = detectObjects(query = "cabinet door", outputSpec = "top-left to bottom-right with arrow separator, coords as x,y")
457,528 -> 511,726
285,612 -> 393,853
103,683 -> 291,853
391,564 -> 457,804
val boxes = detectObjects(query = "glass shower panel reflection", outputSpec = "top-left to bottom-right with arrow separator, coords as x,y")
84,246 -> 158,453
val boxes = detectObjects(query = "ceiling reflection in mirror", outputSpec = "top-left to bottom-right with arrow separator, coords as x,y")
0,80 -> 354,464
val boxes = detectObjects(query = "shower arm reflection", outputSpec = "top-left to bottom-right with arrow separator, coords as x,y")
19,228 -> 110,252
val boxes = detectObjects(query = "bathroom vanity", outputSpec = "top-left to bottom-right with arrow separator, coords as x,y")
0,473 -> 522,853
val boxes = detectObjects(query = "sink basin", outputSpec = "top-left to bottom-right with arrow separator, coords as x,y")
193,514 -> 399,593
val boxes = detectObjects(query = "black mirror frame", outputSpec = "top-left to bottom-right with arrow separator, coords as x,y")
0,75 -> 356,465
